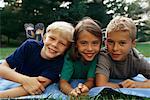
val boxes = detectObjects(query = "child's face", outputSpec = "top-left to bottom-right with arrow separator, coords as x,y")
106,31 -> 135,61
77,30 -> 101,61
41,32 -> 69,59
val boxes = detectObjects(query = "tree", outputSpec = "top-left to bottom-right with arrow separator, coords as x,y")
0,3 -> 22,43
0,0 -> 112,45
126,0 -> 150,41
86,1 -> 111,27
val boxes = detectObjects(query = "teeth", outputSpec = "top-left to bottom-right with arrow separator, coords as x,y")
86,54 -> 93,57
49,48 -> 56,53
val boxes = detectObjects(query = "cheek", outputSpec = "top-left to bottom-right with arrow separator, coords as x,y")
106,44 -> 111,49
43,37 -> 48,43
95,46 -> 101,52
76,44 -> 83,51
60,47 -> 68,53
124,47 -> 131,54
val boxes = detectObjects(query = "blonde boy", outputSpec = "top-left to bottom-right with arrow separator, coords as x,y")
96,16 -> 150,88
0,21 -> 74,98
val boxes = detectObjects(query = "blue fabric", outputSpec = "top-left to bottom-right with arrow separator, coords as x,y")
69,79 -> 86,88
0,58 -> 150,98
6,39 -> 64,82
89,74 -> 150,98
17,83 -> 68,100
18,79 -> 86,99
0,78 -> 20,91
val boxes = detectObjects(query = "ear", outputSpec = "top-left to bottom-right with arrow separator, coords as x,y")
132,39 -> 136,48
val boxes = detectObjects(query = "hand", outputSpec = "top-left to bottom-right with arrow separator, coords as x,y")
120,79 -> 137,88
36,76 -> 47,84
68,87 -> 81,97
78,83 -> 89,93
120,79 -> 149,88
21,76 -> 45,95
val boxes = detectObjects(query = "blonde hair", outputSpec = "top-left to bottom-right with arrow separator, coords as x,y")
46,21 -> 74,42
106,16 -> 137,40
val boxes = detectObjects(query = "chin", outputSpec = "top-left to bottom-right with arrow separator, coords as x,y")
84,57 -> 95,62
112,57 -> 125,61
46,53 -> 56,59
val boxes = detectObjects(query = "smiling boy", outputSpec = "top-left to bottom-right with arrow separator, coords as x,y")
0,21 -> 74,98
96,16 -> 150,88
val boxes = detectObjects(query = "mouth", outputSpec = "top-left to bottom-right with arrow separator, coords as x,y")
111,53 -> 121,58
48,47 -> 57,53
84,53 -> 95,58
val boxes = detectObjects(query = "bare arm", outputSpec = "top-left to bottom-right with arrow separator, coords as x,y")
84,78 -> 94,89
121,79 -> 150,88
96,73 -> 120,88
0,60 -> 31,84
0,60 -> 46,95
60,79 -> 74,95
0,76 -> 52,98
77,78 -> 94,93
0,86 -> 28,98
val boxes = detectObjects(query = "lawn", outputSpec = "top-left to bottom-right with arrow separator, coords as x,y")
136,43 -> 150,57
0,47 -> 17,59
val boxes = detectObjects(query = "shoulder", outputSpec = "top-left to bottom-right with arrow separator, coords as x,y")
98,47 -> 112,65
129,48 -> 150,65
129,48 -> 146,62
99,47 -> 110,60
21,39 -> 43,49
64,49 -> 72,60
24,39 -> 43,46
132,48 -> 144,59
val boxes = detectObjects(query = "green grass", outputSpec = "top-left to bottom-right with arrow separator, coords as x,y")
136,43 -> 150,57
0,47 -> 17,59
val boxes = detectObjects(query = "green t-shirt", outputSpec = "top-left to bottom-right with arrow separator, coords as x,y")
61,51 -> 97,81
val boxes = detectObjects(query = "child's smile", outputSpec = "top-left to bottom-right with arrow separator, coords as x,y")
106,31 -> 135,61
41,32 -> 68,59
77,30 -> 101,61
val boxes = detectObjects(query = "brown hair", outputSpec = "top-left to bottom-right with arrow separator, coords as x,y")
70,17 -> 102,61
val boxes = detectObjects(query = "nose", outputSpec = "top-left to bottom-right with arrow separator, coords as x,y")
51,40 -> 59,48
87,44 -> 93,51
113,43 -> 119,51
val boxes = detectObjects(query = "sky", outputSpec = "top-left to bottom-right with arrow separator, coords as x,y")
0,0 -> 5,7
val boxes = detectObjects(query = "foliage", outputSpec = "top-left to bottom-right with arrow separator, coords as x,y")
0,0 -> 150,45
86,2 -> 112,27
1,0 -> 111,44
0,5 -> 22,40
126,0 -> 150,41
103,0 -> 127,16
